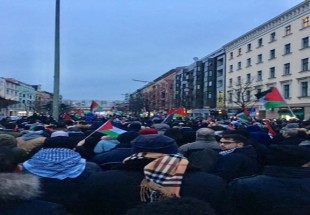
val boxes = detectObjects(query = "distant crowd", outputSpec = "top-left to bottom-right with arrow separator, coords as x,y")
0,113 -> 310,215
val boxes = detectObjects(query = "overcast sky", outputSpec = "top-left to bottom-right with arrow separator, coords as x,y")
0,0 -> 302,101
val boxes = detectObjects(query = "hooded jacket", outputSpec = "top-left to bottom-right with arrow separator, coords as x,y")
0,173 -> 66,215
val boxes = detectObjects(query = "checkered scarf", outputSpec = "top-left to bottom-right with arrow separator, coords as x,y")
23,148 -> 86,180
123,152 -> 189,202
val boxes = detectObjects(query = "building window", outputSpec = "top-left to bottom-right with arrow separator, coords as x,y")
237,91 -> 241,102
285,25 -> 291,35
208,92 -> 212,99
217,80 -> 223,87
269,67 -> 275,78
228,92 -> 233,103
283,84 -> 290,99
247,43 -> 252,52
270,32 -> 276,42
246,73 -> 251,83
258,38 -> 263,47
237,61 -> 242,70
257,54 -> 263,64
229,78 -> 233,87
217,69 -> 223,77
257,70 -> 262,81
238,48 -> 242,56
208,71 -> 213,76
301,81 -> 308,97
246,90 -> 251,102
230,52 -> 233,59
246,58 -> 252,67
284,43 -> 291,55
302,58 -> 309,72
209,81 -> 212,86
269,49 -> 276,59
302,36 -> 309,49
303,16 -> 309,28
229,65 -> 233,72
284,63 -> 291,75
237,76 -> 241,84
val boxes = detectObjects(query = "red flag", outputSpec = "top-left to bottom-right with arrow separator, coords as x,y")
90,100 -> 99,111
264,119 -> 277,137
75,109 -> 84,115
168,107 -> 187,116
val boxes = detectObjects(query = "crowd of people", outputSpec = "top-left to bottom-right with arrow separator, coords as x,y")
0,112 -> 310,215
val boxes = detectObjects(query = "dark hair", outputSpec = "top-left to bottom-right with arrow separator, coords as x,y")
0,146 -> 18,172
221,134 -> 248,145
126,197 -> 216,215
43,136 -> 76,149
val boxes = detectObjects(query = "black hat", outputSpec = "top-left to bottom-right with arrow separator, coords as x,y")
117,131 -> 140,143
131,134 -> 178,154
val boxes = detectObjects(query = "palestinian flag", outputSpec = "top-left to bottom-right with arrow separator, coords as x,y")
168,107 -> 187,118
96,121 -> 126,137
236,109 -> 250,124
255,87 -> 285,109
163,107 -> 187,123
90,100 -> 99,111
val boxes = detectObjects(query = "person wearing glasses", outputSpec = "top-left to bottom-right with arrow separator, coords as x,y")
210,134 -> 258,182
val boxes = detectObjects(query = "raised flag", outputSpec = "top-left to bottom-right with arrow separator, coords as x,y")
90,100 -> 99,111
163,107 -> 187,123
236,109 -> 250,123
264,119 -> 277,137
96,121 -> 126,137
255,87 -> 285,109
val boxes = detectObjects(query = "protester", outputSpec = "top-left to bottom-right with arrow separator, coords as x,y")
228,144 -> 310,215
210,133 -> 258,182
79,134 -> 226,215
92,131 -> 140,169
22,136 -> 101,213
0,146 -> 67,215
178,128 -> 220,157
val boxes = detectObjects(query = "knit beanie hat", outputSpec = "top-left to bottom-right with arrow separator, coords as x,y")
139,128 -> 158,135
0,134 -> 17,148
131,134 -> 178,154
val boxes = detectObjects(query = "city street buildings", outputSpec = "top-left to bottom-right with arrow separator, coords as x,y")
224,0 -> 310,119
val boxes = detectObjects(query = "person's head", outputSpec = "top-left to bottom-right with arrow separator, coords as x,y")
117,131 -> 140,144
196,128 -> 216,141
0,146 -> 19,172
164,128 -> 183,145
281,128 -> 298,138
128,122 -> 142,132
219,134 -> 247,150
131,134 -> 179,154
0,134 -> 17,148
43,136 -> 76,149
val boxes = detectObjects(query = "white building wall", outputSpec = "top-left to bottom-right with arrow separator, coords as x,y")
224,0 -> 310,119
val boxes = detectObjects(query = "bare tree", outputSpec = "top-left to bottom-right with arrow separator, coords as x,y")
227,77 -> 256,109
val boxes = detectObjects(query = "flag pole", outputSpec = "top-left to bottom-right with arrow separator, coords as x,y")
285,103 -> 297,119
77,120 -> 109,146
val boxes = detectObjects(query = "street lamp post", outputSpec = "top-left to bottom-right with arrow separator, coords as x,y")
53,0 -> 60,121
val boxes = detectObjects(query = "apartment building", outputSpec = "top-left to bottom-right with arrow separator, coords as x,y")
224,0 -> 310,119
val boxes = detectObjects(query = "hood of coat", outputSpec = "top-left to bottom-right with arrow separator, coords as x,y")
0,173 -> 41,201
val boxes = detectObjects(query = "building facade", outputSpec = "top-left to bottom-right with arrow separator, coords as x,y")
224,0 -> 310,119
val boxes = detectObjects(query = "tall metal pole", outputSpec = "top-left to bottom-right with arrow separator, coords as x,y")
53,0 -> 60,121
